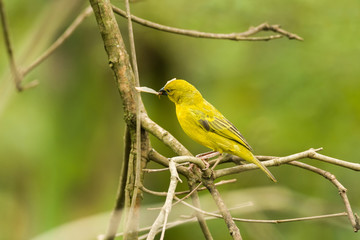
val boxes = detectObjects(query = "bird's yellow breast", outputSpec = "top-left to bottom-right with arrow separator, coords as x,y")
176,104 -> 216,150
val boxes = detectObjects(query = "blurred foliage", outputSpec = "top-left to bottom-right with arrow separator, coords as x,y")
0,0 -> 359,239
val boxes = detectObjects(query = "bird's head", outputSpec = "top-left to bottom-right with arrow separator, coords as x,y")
158,79 -> 202,105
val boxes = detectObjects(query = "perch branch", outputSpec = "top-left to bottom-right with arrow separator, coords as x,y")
256,148 -> 360,171
112,6 -> 303,41
214,148 -> 323,178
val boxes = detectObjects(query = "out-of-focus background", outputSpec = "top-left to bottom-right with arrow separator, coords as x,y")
1,0 -> 359,239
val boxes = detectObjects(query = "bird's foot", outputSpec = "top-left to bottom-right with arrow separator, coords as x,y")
196,151 -> 220,160
196,151 -> 220,170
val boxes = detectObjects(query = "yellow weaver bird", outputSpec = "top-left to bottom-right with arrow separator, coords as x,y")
158,79 -> 277,182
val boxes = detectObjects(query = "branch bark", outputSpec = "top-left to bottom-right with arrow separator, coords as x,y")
89,0 -> 150,239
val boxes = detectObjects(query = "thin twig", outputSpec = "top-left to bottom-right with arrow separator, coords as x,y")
103,127 -> 131,240
112,6 -> 303,41
188,181 -> 214,240
0,0 -> 23,91
176,195 -> 348,224
146,158 -> 180,240
256,148 -> 360,171
289,161 -> 360,232
142,179 -> 237,198
172,183 -> 202,207
124,0 -> 144,237
22,6 -> 93,76
148,149 -> 190,177
115,211 -> 347,240
143,162 -> 189,173
310,152 -> 360,171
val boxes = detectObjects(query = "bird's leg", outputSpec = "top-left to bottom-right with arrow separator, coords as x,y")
195,151 -> 221,170
196,151 -> 220,159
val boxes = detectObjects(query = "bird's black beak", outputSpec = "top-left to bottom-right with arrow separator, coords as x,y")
158,87 -> 168,96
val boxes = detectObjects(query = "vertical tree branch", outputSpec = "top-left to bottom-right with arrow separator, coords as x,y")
104,126 -> 131,239
123,0 -> 144,238
146,158 -> 180,240
89,0 -> 150,239
188,180 -> 214,240
204,179 -> 242,240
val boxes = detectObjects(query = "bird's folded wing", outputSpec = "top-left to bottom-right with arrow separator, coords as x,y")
194,109 -> 253,151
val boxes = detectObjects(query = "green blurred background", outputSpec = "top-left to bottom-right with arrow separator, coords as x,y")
1,0 -> 359,239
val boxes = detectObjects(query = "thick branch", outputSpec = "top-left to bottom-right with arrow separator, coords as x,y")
90,1 -> 150,239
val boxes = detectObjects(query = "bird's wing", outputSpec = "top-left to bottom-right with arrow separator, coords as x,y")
193,107 -> 253,151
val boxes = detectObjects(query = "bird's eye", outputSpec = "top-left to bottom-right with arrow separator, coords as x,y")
166,89 -> 171,93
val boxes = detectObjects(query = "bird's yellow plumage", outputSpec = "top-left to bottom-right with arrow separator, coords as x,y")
158,79 -> 276,182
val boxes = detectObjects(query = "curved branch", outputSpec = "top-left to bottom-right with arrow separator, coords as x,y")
22,6 -> 93,76
289,161 -> 360,232
112,6 -> 302,41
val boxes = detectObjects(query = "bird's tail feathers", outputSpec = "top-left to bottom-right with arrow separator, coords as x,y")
251,156 -> 277,182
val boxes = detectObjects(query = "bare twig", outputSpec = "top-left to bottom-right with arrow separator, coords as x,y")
143,162 -> 190,173
142,179 -> 237,198
141,114 -> 192,156
112,6 -> 303,41
289,161 -> 360,232
103,127 -> 131,239
1,5 -> 93,91
204,180 -> 242,240
309,152 -> 360,171
146,158 -> 180,240
22,6 -> 93,76
176,195 -> 348,224
148,149 -> 190,177
256,148 -> 360,171
114,210 -> 347,240
187,181 -> 214,240
123,0 -> 144,237
0,0 -> 24,91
